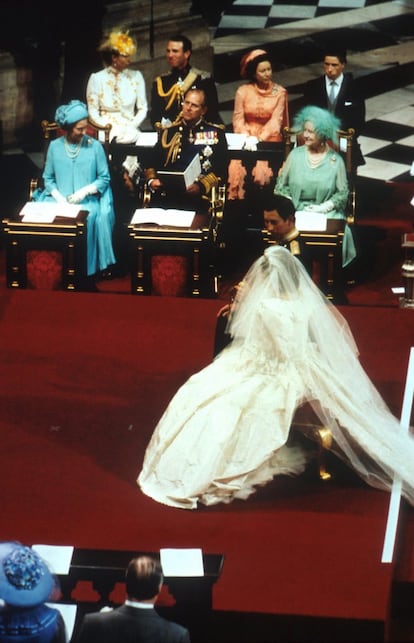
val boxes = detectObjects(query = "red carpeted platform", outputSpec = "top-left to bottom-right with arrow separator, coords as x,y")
0,290 -> 413,640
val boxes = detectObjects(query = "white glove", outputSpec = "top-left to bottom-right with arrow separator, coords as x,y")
122,155 -> 140,178
243,136 -> 259,152
304,200 -> 334,214
116,125 -> 139,144
51,189 -> 66,204
67,184 -> 98,204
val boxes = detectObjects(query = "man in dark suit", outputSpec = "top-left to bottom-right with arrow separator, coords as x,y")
74,555 -> 190,643
302,47 -> 365,166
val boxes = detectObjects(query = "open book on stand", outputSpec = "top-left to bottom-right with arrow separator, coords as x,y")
157,153 -> 201,191
295,210 -> 327,231
131,208 -> 195,228
19,201 -> 81,222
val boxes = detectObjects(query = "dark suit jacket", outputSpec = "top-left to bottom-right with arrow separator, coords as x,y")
74,604 -> 191,643
302,73 -> 365,166
302,72 -> 365,135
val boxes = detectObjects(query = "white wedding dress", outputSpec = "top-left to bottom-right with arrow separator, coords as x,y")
138,247 -> 414,510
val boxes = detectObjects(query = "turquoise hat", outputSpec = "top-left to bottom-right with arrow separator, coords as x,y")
55,100 -> 88,127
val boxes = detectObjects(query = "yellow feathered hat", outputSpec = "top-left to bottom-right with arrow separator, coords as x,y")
99,30 -> 136,56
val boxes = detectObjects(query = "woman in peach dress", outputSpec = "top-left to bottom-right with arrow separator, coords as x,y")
228,49 -> 289,200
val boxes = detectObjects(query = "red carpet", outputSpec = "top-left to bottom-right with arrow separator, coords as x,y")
0,290 -> 413,640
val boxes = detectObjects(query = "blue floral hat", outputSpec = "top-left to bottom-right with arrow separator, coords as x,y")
0,542 -> 54,607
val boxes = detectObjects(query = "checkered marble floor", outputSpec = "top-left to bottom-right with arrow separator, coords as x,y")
212,0 -> 414,182
215,0 -> 390,35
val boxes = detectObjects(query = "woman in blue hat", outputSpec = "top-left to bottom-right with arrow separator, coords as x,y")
0,542 -> 66,642
33,99 -> 116,282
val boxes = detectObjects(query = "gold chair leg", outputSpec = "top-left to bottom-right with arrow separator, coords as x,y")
312,426 -> 333,481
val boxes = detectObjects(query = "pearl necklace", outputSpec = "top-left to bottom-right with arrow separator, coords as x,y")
64,138 -> 82,159
306,148 -> 326,168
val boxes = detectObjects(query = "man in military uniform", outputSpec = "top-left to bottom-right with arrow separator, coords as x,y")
214,193 -> 312,356
145,88 -> 228,214
150,34 -> 222,129
263,193 -> 312,275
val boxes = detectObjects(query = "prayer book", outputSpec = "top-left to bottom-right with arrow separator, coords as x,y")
32,544 -> 74,575
295,210 -> 328,231
131,208 -> 195,228
20,201 -> 81,222
160,548 -> 204,577
225,133 -> 247,150
157,153 -> 201,191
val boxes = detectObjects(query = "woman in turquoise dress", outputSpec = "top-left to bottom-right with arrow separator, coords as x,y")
33,100 -> 116,278
275,105 -> 356,267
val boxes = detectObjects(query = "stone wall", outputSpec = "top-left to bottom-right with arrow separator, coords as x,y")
0,53 -> 34,148
0,0 -> 212,148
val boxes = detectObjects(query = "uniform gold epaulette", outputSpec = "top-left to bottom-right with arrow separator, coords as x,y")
190,67 -> 212,79
289,240 -> 300,256
204,120 -> 225,130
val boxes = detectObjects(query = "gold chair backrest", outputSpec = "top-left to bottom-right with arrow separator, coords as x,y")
40,118 -> 112,159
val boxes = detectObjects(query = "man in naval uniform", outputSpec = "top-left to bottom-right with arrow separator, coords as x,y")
145,87 -> 228,214
150,34 -> 222,129
263,193 -> 312,275
213,193 -> 312,357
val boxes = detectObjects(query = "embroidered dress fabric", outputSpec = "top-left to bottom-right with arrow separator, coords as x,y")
86,67 -> 148,142
138,246 -> 414,510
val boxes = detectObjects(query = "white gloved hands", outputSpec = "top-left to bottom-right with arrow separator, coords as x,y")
243,136 -> 259,152
304,200 -> 334,214
67,184 -> 98,204
116,125 -> 139,144
51,189 -> 66,204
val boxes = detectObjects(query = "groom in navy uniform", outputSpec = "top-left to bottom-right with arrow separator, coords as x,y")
74,555 -> 190,643
302,47 -> 365,167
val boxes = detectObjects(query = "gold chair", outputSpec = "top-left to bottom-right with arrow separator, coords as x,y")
135,178 -> 226,297
291,405 -> 334,481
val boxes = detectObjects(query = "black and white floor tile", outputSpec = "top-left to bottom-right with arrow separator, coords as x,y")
214,0 -> 390,36
213,0 -> 414,183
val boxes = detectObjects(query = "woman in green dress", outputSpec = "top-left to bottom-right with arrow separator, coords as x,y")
275,105 -> 356,267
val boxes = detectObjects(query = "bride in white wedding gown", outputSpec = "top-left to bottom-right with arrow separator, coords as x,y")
138,246 -> 414,509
